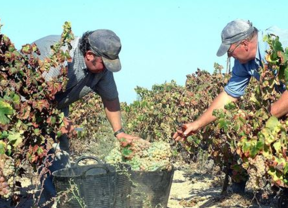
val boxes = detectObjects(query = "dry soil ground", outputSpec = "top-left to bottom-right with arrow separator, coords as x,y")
167,161 -> 279,208
0,160 -> 281,208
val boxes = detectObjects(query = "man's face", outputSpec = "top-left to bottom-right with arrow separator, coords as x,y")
227,40 -> 255,64
84,51 -> 105,73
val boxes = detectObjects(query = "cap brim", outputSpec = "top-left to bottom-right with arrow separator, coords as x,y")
102,56 -> 121,72
216,43 -> 230,57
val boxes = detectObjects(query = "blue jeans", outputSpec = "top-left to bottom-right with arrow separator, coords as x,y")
41,107 -> 71,200
42,135 -> 71,200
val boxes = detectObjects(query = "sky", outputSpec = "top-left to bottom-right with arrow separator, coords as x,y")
1,0 -> 288,104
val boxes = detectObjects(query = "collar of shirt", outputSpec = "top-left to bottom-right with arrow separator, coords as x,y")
255,31 -> 269,66
66,38 -> 89,90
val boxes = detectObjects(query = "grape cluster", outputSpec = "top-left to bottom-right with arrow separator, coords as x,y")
105,140 -> 172,171
0,157 -> 14,197
105,148 -> 122,164
0,175 -> 9,196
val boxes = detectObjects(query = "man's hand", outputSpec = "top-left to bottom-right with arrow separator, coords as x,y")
116,132 -> 149,147
173,122 -> 200,141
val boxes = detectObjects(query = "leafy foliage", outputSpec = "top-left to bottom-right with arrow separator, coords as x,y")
123,67 -> 229,143
69,93 -> 104,142
122,67 -> 229,163
0,21 -> 74,197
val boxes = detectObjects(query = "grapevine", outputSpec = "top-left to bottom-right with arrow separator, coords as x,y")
0,20 -> 74,199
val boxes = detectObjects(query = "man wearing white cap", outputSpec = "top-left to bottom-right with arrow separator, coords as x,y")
173,19 -> 288,193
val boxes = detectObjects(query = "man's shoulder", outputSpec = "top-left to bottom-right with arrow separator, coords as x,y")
33,35 -> 80,60
32,35 -> 61,59
33,35 -> 61,45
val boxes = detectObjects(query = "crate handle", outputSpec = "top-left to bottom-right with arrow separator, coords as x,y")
75,156 -> 104,166
81,165 -> 111,176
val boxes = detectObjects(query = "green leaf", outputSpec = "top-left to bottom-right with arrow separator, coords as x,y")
249,93 -> 260,106
224,102 -> 237,110
284,163 -> 288,174
37,146 -> 44,155
0,141 -> 6,154
6,145 -> 11,156
263,34 -> 269,43
250,140 -> 264,158
21,44 -> 32,54
49,116 -> 57,125
34,128 -> 41,136
242,140 -> 251,155
8,131 -> 23,147
121,147 -> 133,158
261,128 -> 277,145
0,131 -> 9,139
265,116 -> 280,130
273,36 -> 283,52
256,139 -> 264,151
273,141 -> 282,154
12,94 -> 20,106
284,66 -> 288,87
266,53 -> 278,64
0,100 -> 14,124
8,67 -> 18,75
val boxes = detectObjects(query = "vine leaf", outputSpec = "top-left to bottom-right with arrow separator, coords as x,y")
0,100 -> 13,125
32,99 -> 49,112
47,81 -> 62,95
265,116 -> 280,130
0,141 -> 6,154
121,147 -> 133,159
7,131 -> 23,147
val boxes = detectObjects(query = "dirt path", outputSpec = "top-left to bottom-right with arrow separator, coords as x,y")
168,169 -> 220,208
167,162 -> 278,208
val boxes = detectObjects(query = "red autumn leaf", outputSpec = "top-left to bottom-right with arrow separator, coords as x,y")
32,99 -> 50,112
32,145 -> 39,153
32,122 -> 39,128
20,44 -> 33,54
60,117 -> 74,135
47,116 -> 57,125
17,103 -> 31,120
31,43 -> 41,55
47,81 -> 62,95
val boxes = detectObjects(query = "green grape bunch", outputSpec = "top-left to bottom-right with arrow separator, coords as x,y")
105,139 -> 172,171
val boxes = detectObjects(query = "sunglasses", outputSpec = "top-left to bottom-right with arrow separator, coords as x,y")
227,41 -> 242,57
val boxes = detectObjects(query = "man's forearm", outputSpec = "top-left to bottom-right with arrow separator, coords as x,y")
270,90 -> 288,118
102,97 -> 122,132
196,91 -> 238,129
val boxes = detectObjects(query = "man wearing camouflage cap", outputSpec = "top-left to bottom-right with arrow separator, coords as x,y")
173,19 -> 288,193
34,29 -> 139,203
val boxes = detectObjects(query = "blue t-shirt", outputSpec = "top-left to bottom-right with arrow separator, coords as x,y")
224,26 -> 288,98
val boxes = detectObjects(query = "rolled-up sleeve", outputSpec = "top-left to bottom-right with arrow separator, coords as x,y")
224,61 -> 251,98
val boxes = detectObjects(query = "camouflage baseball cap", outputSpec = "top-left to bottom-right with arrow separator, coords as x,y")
216,19 -> 255,57
88,29 -> 122,72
